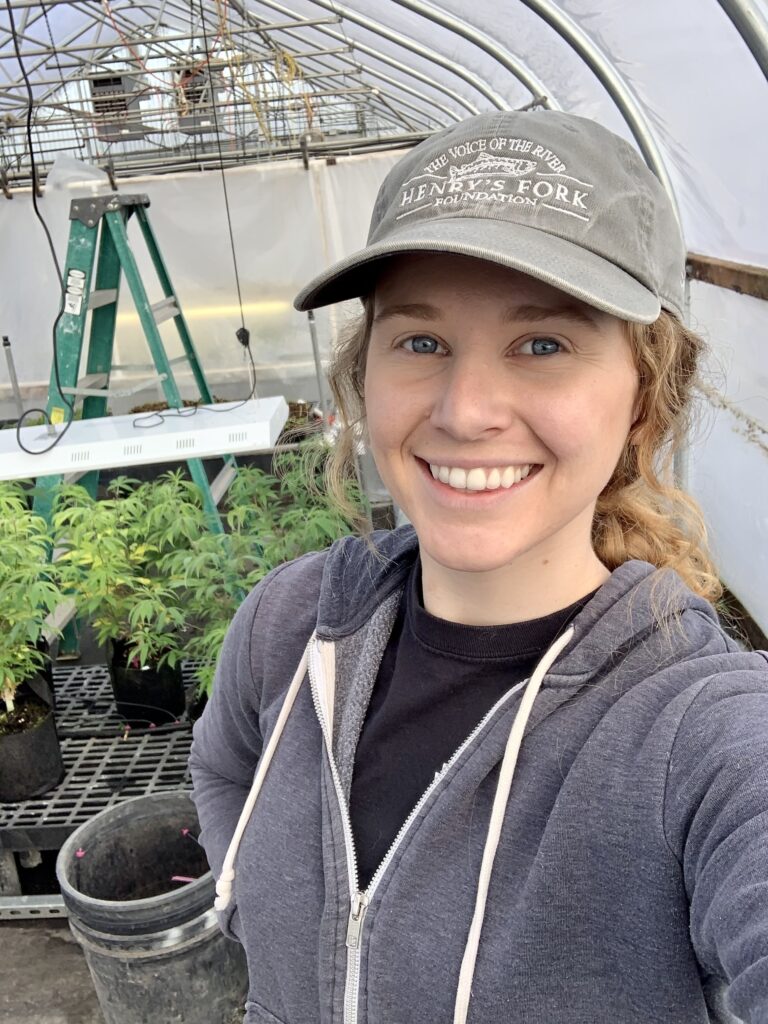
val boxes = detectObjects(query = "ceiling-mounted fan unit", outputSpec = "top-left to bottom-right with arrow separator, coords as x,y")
89,74 -> 146,142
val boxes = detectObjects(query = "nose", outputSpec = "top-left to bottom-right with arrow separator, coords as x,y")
428,351 -> 515,441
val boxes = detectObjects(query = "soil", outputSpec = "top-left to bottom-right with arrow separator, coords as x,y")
129,397 -> 220,414
0,693 -> 50,737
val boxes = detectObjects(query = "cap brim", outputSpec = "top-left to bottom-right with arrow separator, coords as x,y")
293,217 -> 661,324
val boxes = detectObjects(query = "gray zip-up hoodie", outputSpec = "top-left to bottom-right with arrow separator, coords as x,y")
189,527 -> 768,1024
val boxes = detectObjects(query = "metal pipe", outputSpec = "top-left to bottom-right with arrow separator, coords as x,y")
673,276 -> 692,489
716,0 -> 768,79
306,311 -> 330,421
230,0 -> 480,116
0,16 -> 343,56
10,74 -> 442,132
3,130 -> 432,184
54,44 -> 354,71
517,0 -> 680,218
388,0 -> 554,107
347,60 -> 459,124
2,337 -> 25,420
302,0 -> 508,108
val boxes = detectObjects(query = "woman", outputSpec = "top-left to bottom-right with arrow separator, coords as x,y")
189,111 -> 768,1024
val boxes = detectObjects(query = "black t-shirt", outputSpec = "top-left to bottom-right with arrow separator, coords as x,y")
349,561 -> 598,889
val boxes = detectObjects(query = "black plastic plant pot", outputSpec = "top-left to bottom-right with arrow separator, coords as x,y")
108,639 -> 186,726
56,793 -> 248,1024
0,683 -> 64,803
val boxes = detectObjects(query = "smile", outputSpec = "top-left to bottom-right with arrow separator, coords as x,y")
427,462 -> 537,492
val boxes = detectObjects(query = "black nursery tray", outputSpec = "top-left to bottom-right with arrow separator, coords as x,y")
0,662 -> 204,853
51,662 -> 199,735
0,729 -> 194,851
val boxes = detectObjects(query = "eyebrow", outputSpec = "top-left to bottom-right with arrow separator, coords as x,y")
373,302 -> 441,323
506,302 -> 603,329
373,300 -> 603,329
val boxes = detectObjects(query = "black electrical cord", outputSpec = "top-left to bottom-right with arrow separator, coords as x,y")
4,0 -> 76,456
197,0 -> 247,335
130,343 -> 257,429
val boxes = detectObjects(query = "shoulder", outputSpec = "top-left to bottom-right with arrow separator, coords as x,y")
232,524 -> 419,663
234,548 -> 329,638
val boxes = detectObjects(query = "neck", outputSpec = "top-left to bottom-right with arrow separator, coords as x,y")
420,541 -> 610,626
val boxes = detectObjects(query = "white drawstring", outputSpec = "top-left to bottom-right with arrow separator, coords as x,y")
214,636 -> 313,912
453,625 -> 576,1024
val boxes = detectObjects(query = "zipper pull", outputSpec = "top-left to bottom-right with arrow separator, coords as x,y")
346,892 -> 369,950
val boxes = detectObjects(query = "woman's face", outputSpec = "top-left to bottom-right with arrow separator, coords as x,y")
363,253 -> 640,576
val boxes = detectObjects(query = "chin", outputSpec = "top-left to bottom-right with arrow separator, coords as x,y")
417,529 -> 531,575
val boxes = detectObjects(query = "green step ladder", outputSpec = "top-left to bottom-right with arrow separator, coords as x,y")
34,193 -> 238,654
33,193 -> 236,528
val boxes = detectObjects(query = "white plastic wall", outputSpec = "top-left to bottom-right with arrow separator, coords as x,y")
0,151 -> 399,407
687,283 -> 768,630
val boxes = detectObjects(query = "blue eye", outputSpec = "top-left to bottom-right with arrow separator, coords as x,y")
403,335 -> 442,354
520,337 -> 563,356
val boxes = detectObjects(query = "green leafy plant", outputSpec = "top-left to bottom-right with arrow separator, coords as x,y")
0,481 -> 63,715
167,445 -> 366,696
52,471 -> 208,670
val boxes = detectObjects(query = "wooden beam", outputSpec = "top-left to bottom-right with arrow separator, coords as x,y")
687,253 -> 768,301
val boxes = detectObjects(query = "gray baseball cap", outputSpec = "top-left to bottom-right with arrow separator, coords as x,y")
294,111 -> 685,323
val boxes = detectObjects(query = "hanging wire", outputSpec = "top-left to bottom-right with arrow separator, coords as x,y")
197,0 -> 246,334
3,0 -> 76,455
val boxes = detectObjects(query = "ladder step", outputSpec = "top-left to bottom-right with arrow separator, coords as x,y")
151,296 -> 180,324
61,372 -> 108,397
88,289 -> 118,310
210,463 -> 238,505
112,357 -> 187,371
63,373 -> 168,399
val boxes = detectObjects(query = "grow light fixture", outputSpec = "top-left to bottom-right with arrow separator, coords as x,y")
0,397 -> 289,481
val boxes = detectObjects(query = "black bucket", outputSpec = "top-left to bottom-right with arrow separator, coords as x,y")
108,640 -> 186,726
56,792 -> 248,1024
0,682 -> 64,803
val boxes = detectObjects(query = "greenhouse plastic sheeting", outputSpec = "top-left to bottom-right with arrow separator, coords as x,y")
0,151 -> 400,399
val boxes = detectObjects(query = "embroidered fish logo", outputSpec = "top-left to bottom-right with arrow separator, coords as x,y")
449,155 -> 538,180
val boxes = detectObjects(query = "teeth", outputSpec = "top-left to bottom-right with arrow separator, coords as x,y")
448,467 -> 467,489
428,463 -> 535,492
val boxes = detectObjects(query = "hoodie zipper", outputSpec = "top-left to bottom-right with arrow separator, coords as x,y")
308,636 -> 526,1024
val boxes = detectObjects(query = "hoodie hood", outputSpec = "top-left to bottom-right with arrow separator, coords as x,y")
314,525 -> 724,684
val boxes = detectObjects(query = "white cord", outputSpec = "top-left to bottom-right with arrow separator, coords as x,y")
453,625 -> 575,1024
214,636 -> 312,911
